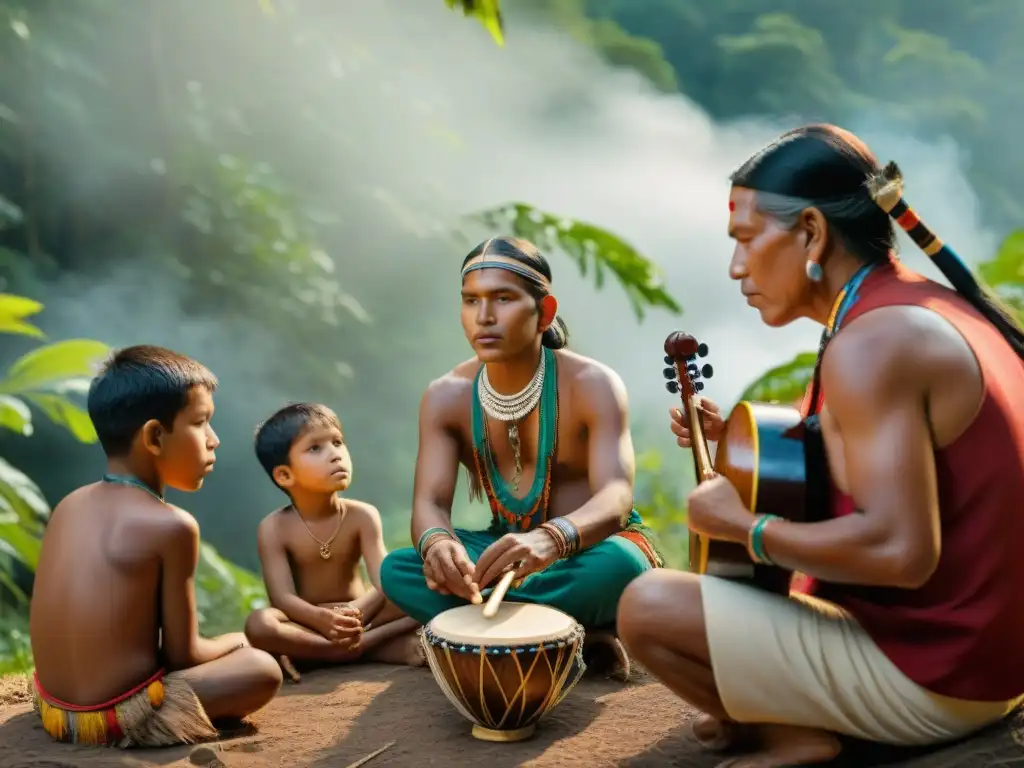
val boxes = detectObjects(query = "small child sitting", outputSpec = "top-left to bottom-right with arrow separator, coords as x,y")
244,403 -> 423,680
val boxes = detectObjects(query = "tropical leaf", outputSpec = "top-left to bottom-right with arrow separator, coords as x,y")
468,203 -> 682,321
0,339 -> 111,395
46,377 -> 92,399
977,229 -> 1024,287
977,228 -> 1024,321
0,293 -> 45,338
0,560 -> 28,606
195,541 -> 268,634
445,0 -> 504,46
0,458 -> 50,528
739,351 -> 817,403
0,523 -> 43,570
24,392 -> 97,443
0,395 -> 32,437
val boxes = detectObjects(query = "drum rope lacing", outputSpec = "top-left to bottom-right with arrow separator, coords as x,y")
419,622 -> 587,731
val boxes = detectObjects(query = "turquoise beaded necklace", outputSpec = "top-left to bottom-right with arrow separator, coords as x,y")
102,473 -> 164,502
470,347 -> 559,532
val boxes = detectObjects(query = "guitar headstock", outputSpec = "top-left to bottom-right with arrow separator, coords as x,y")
663,332 -> 714,405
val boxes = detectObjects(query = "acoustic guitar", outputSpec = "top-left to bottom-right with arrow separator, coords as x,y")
662,331 -> 828,594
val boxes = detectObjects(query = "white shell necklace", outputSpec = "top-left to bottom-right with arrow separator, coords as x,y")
477,351 -> 546,490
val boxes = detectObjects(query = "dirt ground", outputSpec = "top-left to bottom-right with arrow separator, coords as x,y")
1,665 -> 1023,768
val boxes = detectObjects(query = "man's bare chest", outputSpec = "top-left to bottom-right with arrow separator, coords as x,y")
456,408 -> 588,478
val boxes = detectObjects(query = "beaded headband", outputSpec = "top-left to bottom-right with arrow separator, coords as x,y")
461,253 -> 551,290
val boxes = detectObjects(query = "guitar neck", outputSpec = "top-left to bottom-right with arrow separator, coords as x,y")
687,397 -> 716,483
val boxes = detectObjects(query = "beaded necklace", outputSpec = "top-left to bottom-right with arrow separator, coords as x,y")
102,473 -> 164,502
804,262 -> 877,417
471,347 -> 559,532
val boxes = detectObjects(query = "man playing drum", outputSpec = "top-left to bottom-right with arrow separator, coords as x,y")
380,236 -> 663,638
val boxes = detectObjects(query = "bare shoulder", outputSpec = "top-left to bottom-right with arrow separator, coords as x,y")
256,506 -> 293,537
555,349 -> 628,410
48,483 -> 96,519
154,502 -> 201,554
421,360 -> 477,423
823,305 -> 944,401
344,498 -> 383,531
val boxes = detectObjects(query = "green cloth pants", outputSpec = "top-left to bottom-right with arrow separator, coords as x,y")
380,528 -> 653,628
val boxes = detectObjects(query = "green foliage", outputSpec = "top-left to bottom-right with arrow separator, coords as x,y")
469,203 -> 682,321
632,448 -> 691,570
0,295 -> 45,339
0,616 -> 31,676
978,229 -> 1024,321
716,13 -> 845,115
0,296 -> 111,607
739,351 -> 817,404
194,543 -> 268,637
516,0 -> 679,90
446,0 -> 505,46
576,1 -> 1024,227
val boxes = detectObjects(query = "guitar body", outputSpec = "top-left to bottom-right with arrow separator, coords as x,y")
689,401 -> 828,594
661,331 -> 830,596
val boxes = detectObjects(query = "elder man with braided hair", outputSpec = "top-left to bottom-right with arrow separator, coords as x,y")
618,125 -> 1024,767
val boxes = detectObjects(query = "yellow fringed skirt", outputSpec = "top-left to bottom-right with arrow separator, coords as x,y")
30,668 -> 218,749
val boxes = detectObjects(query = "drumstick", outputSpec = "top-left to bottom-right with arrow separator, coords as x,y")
482,569 -> 517,618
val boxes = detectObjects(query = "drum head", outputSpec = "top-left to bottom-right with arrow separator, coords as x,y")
429,602 -> 577,646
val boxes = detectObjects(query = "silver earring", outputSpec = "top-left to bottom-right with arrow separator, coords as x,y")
805,260 -> 823,283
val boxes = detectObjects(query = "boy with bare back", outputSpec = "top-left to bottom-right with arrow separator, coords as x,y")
243,403 -> 423,679
28,345 -> 283,749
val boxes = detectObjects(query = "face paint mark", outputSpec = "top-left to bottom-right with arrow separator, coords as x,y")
728,201 -> 735,211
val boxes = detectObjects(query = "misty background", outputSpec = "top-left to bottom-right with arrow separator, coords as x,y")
0,0 -> 1017,604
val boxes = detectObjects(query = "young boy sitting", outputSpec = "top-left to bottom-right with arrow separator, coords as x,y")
244,403 -> 423,679
27,345 -> 283,748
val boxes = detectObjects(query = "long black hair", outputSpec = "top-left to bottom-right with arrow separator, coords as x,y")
461,236 -> 570,350
731,124 -> 1024,358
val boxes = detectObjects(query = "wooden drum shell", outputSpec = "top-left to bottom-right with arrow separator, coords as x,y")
421,606 -> 586,742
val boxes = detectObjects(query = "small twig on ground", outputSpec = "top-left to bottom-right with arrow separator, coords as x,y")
343,740 -> 396,768
279,655 -> 301,683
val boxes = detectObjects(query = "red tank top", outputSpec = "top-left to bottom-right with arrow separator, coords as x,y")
796,261 -> 1024,702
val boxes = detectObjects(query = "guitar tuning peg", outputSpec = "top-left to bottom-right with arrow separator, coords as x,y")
686,353 -> 696,362
694,381 -> 705,393
665,380 -> 679,394
686,363 -> 699,378
662,367 -> 676,380
701,364 -> 713,379
663,355 -> 673,366
697,342 -> 709,358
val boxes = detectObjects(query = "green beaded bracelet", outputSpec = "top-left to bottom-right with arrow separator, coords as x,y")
417,527 -> 454,560
748,514 -> 781,566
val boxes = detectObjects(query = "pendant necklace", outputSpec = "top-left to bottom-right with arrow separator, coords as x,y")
295,497 -> 345,560
477,351 -> 546,491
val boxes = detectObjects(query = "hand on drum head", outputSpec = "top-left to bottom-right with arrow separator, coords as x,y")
473,530 -> 559,591
424,538 -> 482,604
670,397 -> 725,447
